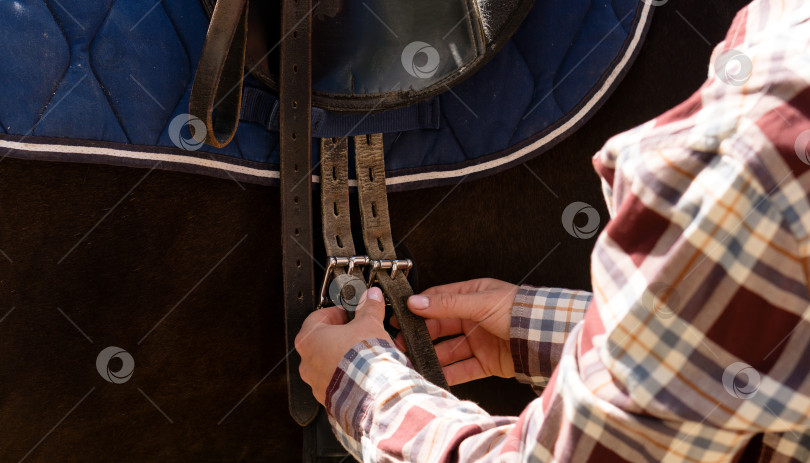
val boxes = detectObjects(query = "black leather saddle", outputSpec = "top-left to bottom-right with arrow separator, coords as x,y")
193,0 -> 534,145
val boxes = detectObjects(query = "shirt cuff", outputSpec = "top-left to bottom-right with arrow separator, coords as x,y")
510,286 -> 591,389
324,337 -> 452,456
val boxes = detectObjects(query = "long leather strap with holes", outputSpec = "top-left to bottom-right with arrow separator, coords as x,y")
280,0 -> 318,426
354,134 -> 448,389
189,0 -> 248,148
320,138 -> 364,321
311,137 -> 360,461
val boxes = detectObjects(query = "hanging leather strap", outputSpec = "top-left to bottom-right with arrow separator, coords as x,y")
280,0 -> 318,426
189,0 -> 248,148
354,134 -> 448,389
305,137 -> 361,462
320,138 -> 366,321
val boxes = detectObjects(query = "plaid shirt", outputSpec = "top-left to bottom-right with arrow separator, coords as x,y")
325,0 -> 810,460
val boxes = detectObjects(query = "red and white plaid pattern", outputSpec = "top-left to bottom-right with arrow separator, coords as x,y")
325,1 -> 810,460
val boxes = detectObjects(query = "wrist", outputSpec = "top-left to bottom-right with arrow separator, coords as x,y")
325,338 -> 411,438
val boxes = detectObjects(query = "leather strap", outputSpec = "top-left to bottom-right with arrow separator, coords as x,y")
280,0 -> 318,426
320,137 -> 364,321
240,87 -> 442,137
305,137 -> 358,462
189,0 -> 248,148
354,134 -> 448,389
303,409 -> 350,462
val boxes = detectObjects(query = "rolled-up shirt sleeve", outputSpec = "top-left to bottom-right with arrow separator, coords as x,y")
511,286 -> 591,392
324,2 -> 810,460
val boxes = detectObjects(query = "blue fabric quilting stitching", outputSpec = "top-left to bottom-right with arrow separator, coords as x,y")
0,0 -> 644,178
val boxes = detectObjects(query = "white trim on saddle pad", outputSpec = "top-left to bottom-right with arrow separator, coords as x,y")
387,1 -> 653,189
0,1 -> 651,191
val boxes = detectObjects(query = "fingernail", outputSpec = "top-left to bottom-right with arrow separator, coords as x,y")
368,287 -> 383,302
409,295 -> 429,309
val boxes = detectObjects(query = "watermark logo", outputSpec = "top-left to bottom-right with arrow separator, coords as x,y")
328,274 -> 368,312
168,113 -> 207,151
794,129 -> 810,166
714,49 -> 753,86
561,202 -> 601,239
641,283 -> 680,319
401,41 -> 440,79
722,362 -> 760,399
96,346 -> 135,384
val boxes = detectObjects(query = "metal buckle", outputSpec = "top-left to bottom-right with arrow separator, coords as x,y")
317,256 -> 369,309
317,256 -> 413,309
368,258 -> 412,284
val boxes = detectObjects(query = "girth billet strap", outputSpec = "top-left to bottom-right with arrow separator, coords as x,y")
280,0 -> 318,426
307,136 -> 362,462
320,138 -> 365,321
354,134 -> 448,389
189,0 -> 248,148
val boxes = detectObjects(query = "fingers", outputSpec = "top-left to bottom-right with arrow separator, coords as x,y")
393,318 -> 464,352
388,278 -> 504,328
394,332 -> 488,385
442,357 -> 489,386
434,336 -> 473,366
393,333 -> 406,351
418,279 -> 489,296
303,305 -> 348,329
390,315 -> 462,336
296,306 -> 347,352
408,280 -> 518,342
426,318 -> 463,339
407,292 -> 490,322
396,317 -> 463,340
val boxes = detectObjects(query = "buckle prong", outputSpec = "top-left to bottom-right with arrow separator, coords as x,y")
317,256 -> 414,309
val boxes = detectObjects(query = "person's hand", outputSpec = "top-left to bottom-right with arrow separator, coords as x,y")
296,287 -> 391,405
393,278 -> 519,386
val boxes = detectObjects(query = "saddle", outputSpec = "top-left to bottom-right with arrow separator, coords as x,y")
0,1 -> 651,192
0,0 -> 651,459
189,0 -> 534,459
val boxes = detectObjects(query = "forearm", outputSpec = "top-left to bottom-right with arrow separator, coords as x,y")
326,338 -> 520,462
325,287 -> 592,461
324,310 -> 778,463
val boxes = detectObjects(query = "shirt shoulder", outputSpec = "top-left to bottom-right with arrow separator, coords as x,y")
594,0 -> 810,243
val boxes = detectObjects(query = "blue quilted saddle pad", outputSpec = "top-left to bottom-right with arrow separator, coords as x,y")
0,0 -> 652,191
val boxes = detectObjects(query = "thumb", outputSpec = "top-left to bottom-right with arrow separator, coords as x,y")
407,292 -> 489,322
353,287 -> 385,323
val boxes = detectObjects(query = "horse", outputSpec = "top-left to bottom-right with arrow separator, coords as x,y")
0,0 -> 749,461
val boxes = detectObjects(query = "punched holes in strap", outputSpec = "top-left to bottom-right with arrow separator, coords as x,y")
353,134 -> 448,390
280,0 -> 318,426
320,137 -> 365,321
